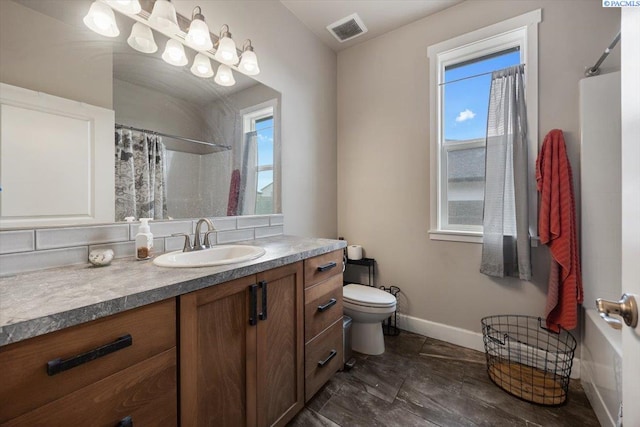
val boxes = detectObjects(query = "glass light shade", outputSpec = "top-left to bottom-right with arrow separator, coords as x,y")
214,64 -> 235,86
127,22 -> 157,53
83,1 -> 120,37
238,50 -> 260,75
214,36 -> 239,65
162,39 -> 188,66
190,53 -> 214,78
149,0 -> 180,34
105,0 -> 142,14
185,19 -> 213,51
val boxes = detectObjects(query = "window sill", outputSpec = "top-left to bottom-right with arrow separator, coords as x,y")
428,230 -> 483,244
428,230 -> 541,246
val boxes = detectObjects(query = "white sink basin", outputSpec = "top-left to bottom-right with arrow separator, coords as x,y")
153,245 -> 266,268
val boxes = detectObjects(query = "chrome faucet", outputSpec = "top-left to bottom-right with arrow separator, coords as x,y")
194,218 -> 215,251
172,218 -> 216,252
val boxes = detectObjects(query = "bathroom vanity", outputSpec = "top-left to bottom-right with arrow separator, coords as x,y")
0,236 -> 346,427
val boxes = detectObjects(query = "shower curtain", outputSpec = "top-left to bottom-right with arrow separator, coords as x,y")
115,128 -> 167,221
238,130 -> 258,215
480,64 -> 531,280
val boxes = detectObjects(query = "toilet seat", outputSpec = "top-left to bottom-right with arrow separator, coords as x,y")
343,284 -> 396,308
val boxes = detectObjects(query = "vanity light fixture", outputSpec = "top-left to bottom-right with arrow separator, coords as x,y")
238,39 -> 260,76
105,0 -> 142,15
214,25 -> 240,66
162,39 -> 188,66
185,7 -> 213,51
191,53 -> 214,78
148,0 -> 180,34
214,64 -> 236,86
83,1 -> 120,37
127,22 -> 158,53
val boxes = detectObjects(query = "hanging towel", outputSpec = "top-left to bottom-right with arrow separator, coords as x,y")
227,169 -> 241,216
536,129 -> 583,331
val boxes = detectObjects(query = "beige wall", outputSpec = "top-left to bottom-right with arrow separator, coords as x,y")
337,0 -> 620,332
173,1 -> 338,238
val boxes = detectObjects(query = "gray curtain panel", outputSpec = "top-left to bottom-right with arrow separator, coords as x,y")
480,64 -> 531,280
115,129 -> 167,221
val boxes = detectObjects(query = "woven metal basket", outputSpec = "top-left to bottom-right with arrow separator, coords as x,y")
481,315 -> 577,406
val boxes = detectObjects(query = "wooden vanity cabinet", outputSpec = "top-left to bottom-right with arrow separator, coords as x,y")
303,250 -> 344,401
180,262 -> 304,427
0,299 -> 177,426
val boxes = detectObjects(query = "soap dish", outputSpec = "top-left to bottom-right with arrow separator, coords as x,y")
89,249 -> 114,267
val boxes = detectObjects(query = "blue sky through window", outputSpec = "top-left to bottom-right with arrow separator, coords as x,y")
444,50 -> 520,141
256,117 -> 274,192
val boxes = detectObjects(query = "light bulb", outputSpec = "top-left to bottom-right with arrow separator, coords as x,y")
186,14 -> 213,51
214,27 -> 239,66
106,0 -> 142,14
83,1 -> 120,37
190,53 -> 214,78
162,39 -> 187,66
238,46 -> 260,76
149,0 -> 180,34
214,64 -> 235,86
127,22 -> 157,53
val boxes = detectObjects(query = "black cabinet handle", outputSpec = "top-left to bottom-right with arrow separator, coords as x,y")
317,262 -> 337,272
46,334 -> 132,376
317,298 -> 337,312
318,349 -> 337,368
249,284 -> 258,326
117,416 -> 133,427
259,280 -> 268,321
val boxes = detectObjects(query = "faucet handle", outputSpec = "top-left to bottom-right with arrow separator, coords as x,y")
171,233 -> 192,252
204,230 -> 216,248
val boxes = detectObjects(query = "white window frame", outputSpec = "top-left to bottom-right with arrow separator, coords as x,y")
428,9 -> 541,243
240,98 -> 279,214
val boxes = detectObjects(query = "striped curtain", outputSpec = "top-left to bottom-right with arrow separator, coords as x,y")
480,64 -> 531,280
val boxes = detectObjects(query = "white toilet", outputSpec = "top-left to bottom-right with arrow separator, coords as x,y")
343,284 -> 397,355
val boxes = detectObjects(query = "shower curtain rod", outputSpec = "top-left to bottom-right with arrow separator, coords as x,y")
585,31 -> 621,77
115,123 -> 231,150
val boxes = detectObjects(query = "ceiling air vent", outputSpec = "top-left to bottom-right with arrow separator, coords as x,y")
326,13 -> 368,43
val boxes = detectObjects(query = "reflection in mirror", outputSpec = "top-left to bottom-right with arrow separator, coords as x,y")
0,0 -> 280,229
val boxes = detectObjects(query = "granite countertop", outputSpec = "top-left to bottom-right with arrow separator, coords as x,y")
0,235 -> 346,347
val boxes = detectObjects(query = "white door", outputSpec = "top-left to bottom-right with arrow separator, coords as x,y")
621,8 -> 640,426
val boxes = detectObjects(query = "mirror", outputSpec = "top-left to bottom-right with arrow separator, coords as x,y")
0,0 -> 280,228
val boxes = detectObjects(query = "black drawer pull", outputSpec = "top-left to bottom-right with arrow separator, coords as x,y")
249,284 -> 258,326
317,298 -> 337,312
259,280 -> 268,321
117,416 -> 133,427
317,262 -> 337,272
47,334 -> 132,376
318,349 -> 338,368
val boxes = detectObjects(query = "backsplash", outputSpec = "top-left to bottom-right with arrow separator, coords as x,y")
0,215 -> 284,276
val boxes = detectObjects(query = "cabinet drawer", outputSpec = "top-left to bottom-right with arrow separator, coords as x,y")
304,319 -> 343,401
3,348 -> 177,427
304,250 -> 343,288
0,299 -> 176,422
305,275 -> 343,342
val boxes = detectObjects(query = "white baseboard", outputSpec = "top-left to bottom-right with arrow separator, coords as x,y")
396,313 -> 580,379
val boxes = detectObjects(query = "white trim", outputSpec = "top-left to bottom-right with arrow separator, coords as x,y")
428,9 -> 541,241
397,313 -> 580,379
428,230 -> 483,243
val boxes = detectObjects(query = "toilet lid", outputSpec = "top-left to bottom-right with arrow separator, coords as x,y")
343,284 -> 396,307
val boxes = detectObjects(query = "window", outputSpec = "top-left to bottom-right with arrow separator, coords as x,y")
428,10 -> 541,243
242,100 -> 278,214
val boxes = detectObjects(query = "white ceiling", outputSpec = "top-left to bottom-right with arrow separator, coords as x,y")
280,0 -> 464,52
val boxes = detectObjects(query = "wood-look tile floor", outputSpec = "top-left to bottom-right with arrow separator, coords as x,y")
288,331 -> 599,427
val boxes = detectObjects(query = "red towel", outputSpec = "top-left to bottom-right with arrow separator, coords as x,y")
536,129 -> 583,331
227,169 -> 241,216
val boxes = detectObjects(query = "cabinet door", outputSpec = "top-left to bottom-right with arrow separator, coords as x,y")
256,263 -> 304,427
180,276 -> 258,427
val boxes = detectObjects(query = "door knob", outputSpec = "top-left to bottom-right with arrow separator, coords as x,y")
596,293 -> 638,329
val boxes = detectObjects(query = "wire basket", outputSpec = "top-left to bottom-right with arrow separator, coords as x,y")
481,315 -> 577,406
379,286 -> 401,336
